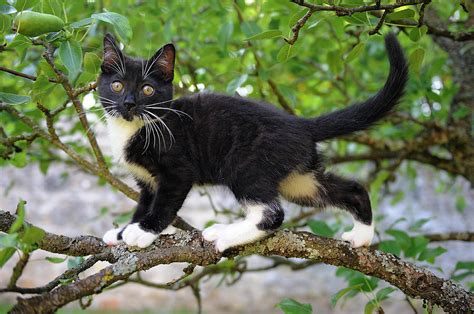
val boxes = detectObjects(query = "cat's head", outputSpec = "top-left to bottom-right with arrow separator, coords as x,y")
98,33 -> 175,121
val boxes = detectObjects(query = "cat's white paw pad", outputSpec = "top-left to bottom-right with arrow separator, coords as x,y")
202,224 -> 227,242
341,221 -> 374,248
122,223 -> 158,248
102,227 -> 122,246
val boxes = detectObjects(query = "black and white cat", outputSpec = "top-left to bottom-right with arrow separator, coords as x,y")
100,33 -> 408,252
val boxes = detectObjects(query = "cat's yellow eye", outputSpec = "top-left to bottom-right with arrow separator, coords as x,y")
142,85 -> 154,96
111,81 -> 123,93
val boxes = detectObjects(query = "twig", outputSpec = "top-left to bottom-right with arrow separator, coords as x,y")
1,254 -> 108,294
8,252 -> 30,289
0,66 -> 42,81
267,79 -> 295,115
285,9 -> 314,45
418,0 -> 431,27
369,9 -> 390,35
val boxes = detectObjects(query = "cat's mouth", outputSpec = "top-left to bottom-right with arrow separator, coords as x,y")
122,111 -> 135,121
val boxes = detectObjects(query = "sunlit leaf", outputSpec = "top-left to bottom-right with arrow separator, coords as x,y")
92,11 -> 132,42
246,29 -> 282,41
59,39 -> 82,78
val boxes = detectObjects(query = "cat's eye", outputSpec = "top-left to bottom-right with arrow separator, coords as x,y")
142,85 -> 154,96
111,81 -> 124,93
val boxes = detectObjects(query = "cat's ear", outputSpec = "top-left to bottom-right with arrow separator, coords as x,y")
101,33 -> 124,74
149,43 -> 175,82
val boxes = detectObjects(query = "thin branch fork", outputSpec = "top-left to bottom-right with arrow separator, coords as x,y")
38,41 -> 108,171
0,210 -> 472,313
287,0 -> 429,38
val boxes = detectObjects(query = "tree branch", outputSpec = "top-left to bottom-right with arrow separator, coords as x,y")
0,210 -> 472,313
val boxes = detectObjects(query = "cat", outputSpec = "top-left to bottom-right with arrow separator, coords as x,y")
99,33 -> 408,252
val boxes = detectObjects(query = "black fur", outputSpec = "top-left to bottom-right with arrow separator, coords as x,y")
98,33 -> 407,238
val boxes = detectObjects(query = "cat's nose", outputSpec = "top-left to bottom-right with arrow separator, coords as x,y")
124,101 -> 136,111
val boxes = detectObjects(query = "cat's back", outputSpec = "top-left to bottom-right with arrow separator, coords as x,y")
176,92 -> 297,124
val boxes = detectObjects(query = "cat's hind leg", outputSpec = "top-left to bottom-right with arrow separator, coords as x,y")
279,170 -> 374,248
202,201 -> 284,252
320,172 -> 374,247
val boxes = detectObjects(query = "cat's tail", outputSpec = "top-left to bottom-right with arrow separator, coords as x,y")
307,33 -> 408,142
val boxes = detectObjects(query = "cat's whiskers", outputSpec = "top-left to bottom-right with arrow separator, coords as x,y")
143,109 -> 175,150
144,106 -> 192,120
98,96 -> 118,104
84,109 -> 117,135
140,113 -> 151,154
143,113 -> 163,155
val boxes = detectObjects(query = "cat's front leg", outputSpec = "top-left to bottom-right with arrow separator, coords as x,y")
121,178 -> 192,248
102,183 -> 154,246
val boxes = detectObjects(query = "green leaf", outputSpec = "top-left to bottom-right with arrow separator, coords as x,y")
0,247 -> 16,267
418,246 -> 447,263
385,229 -> 411,251
46,256 -> 67,263
9,200 -> 26,233
246,29 -> 282,41
21,226 -> 45,245
240,21 -> 261,37
387,9 -> 415,20
276,298 -> 312,314
218,21 -> 234,51
345,42 -> 365,63
378,240 -> 401,256
59,39 -> 82,78
409,48 -> 424,74
455,261 -> 474,271
91,11 -> 132,42
375,287 -> 396,301
226,74 -> 248,94
0,234 -> 19,248
405,235 -> 429,258
343,12 -> 370,25
455,195 -> 466,213
32,74 -> 55,102
69,17 -> 93,29
409,25 -> 428,42
364,301 -> 377,314
8,34 -> 30,49
0,5 -> 17,14
307,220 -> 336,238
11,150 -> 27,168
331,284 -> 363,306
84,52 -> 101,74
409,218 -> 430,232
0,92 -> 31,104
0,13 -> 12,33
277,44 -> 292,63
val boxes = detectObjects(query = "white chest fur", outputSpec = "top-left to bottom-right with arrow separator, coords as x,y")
107,117 -> 157,189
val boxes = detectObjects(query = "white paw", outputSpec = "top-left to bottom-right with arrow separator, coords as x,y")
202,223 -> 266,252
341,221 -> 374,248
122,223 -> 158,248
102,227 -> 122,246
202,224 -> 228,242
